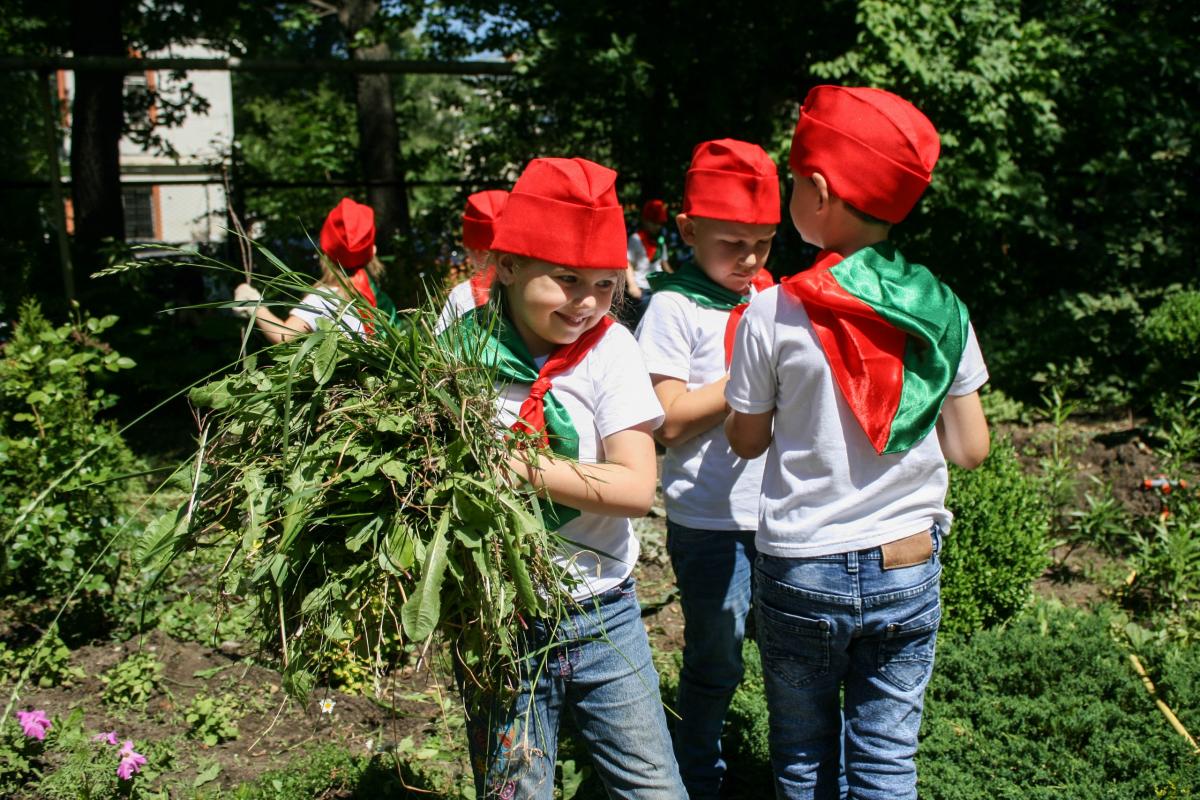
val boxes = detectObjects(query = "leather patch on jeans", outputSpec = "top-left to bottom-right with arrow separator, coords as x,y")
880,530 -> 934,570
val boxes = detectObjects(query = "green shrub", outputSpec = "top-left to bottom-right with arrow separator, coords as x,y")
1142,289 -> 1200,381
920,602 -> 1200,798
227,743 -> 403,799
942,437 -> 1052,635
0,300 -> 137,607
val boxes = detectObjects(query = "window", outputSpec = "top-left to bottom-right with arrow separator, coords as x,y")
122,186 -> 156,240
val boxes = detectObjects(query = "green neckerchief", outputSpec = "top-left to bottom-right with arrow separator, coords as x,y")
647,263 -> 746,311
367,275 -> 398,325
445,306 -> 580,530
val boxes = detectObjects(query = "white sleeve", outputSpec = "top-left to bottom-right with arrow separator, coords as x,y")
635,292 -> 695,381
949,322 -> 989,396
290,292 -> 332,332
434,282 -> 475,334
725,290 -> 778,414
593,325 -> 666,436
627,234 -> 648,270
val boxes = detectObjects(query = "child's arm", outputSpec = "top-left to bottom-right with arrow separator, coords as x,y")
253,308 -> 314,344
725,409 -> 774,460
937,391 -> 989,469
234,283 -> 313,344
507,421 -> 658,517
651,375 -> 729,447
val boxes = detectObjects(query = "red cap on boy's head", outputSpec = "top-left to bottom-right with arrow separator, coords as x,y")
641,199 -> 668,224
462,189 -> 509,250
683,139 -> 781,225
320,197 -> 375,268
490,157 -> 627,270
788,85 -> 940,224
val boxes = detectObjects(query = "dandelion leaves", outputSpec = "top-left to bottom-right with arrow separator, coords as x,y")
401,511 -> 451,642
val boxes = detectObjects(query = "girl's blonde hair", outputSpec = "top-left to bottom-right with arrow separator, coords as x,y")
489,253 -> 627,320
316,253 -> 385,296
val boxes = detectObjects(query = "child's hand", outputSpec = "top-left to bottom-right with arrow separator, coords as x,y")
232,283 -> 261,318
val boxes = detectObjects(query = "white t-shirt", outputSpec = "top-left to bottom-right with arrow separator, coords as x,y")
636,290 -> 766,531
494,323 -> 665,599
435,280 -> 477,334
291,290 -> 366,336
627,233 -> 667,291
725,284 -> 988,557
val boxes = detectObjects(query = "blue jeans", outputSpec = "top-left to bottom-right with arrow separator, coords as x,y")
464,577 -> 686,799
754,527 -> 943,800
667,520 -> 757,800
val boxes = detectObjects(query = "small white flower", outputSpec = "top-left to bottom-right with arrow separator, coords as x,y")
319,698 -> 335,714
364,738 -> 374,752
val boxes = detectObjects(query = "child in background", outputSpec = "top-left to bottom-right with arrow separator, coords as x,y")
724,85 -> 991,800
634,138 -> 779,799
623,198 -> 671,326
234,197 -> 395,342
448,157 -> 685,799
436,189 -> 509,332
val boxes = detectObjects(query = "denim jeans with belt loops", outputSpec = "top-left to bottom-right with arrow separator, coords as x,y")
754,526 -> 943,800
463,576 -> 686,800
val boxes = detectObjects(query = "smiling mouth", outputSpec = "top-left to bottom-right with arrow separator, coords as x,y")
556,311 -> 590,326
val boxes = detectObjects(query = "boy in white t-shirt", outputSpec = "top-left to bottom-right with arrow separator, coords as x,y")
635,138 -> 779,800
724,86 -> 991,800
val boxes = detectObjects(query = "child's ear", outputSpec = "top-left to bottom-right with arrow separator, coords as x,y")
494,253 -> 519,285
811,172 -> 830,211
676,213 -> 697,245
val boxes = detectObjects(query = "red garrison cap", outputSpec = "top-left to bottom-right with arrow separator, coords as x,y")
789,85 -> 940,224
683,139 -> 781,225
641,199 -> 668,224
490,157 -> 627,270
462,190 -> 509,250
320,197 -> 375,269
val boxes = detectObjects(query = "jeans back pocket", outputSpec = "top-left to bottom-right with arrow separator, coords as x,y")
758,600 -> 832,689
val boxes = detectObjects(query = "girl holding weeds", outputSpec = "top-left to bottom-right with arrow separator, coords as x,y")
234,197 -> 395,342
450,157 -> 685,799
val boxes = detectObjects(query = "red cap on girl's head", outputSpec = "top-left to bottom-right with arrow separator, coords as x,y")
490,157 -> 627,270
462,190 -> 509,250
683,139 -> 781,225
641,199 -> 668,224
788,85 -> 940,224
320,198 -> 375,269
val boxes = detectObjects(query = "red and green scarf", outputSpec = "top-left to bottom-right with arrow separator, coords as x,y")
447,307 -> 614,529
647,263 -> 766,368
348,269 -> 397,335
781,243 -> 968,455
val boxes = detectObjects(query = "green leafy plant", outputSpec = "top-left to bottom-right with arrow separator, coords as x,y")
1123,490 -> 1200,617
941,437 -> 1052,635
1064,477 -> 1132,560
184,691 -> 240,746
100,651 -> 165,708
144,249 -> 580,712
0,300 -> 138,610
0,628 -> 85,689
0,712 -> 41,799
1142,289 -> 1200,382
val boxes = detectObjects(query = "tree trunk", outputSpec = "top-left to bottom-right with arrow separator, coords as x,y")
337,0 -> 409,248
69,0 -> 125,266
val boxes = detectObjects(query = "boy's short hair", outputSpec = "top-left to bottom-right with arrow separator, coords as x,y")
789,85 -> 940,224
683,139 -> 781,225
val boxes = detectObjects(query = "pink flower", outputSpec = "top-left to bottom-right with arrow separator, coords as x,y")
16,709 -> 51,741
92,731 -> 120,745
116,740 -> 147,780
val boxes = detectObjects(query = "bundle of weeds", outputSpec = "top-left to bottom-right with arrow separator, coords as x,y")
140,250 -> 574,707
